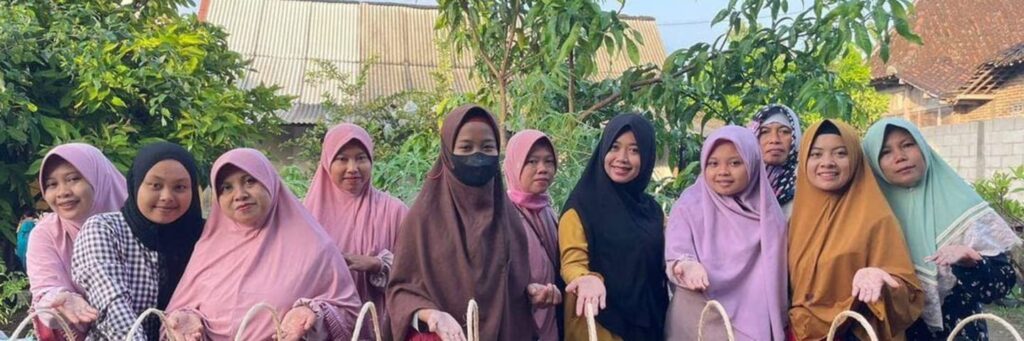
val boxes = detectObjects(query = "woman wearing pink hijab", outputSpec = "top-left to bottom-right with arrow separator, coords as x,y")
502,130 -> 562,341
664,126 -> 788,340
303,123 -> 409,337
164,148 -> 361,340
27,143 -> 128,340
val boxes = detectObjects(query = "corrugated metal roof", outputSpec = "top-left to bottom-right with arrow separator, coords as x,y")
202,0 -> 668,124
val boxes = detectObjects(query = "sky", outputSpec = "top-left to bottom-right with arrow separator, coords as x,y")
180,0 -> 797,52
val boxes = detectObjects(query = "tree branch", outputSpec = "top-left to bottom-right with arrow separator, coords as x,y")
461,1 -> 502,80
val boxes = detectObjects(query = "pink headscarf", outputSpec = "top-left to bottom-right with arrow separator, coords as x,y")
665,126 -> 788,341
502,130 -> 559,341
303,123 -> 408,333
27,143 -> 127,299
167,148 -> 361,340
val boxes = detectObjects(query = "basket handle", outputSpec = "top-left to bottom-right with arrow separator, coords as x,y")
697,299 -> 736,341
235,302 -> 283,341
465,299 -> 479,341
125,308 -> 178,341
350,302 -> 382,341
826,310 -> 879,341
580,301 -> 598,341
9,308 -> 77,341
947,313 -> 1023,341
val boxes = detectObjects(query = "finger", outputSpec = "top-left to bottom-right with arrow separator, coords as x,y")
599,293 -> 607,310
882,274 -> 900,288
702,275 -> 710,288
575,296 -> 585,316
566,282 -> 578,293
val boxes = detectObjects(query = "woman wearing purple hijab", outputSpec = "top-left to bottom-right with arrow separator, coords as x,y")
664,126 -> 788,340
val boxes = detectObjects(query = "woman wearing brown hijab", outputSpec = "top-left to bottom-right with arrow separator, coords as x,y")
788,120 -> 923,341
386,105 -> 536,341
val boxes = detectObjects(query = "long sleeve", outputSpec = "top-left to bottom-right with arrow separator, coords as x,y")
558,209 -> 602,284
26,227 -> 79,330
295,298 -> 359,340
71,219 -> 147,341
368,249 -> 394,288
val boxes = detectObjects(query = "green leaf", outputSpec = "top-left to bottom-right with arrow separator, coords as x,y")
625,39 -> 640,64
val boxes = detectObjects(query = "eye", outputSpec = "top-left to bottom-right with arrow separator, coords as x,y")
219,183 -> 233,194
730,160 -> 743,167
707,161 -> 718,167
175,184 -> 188,192
879,147 -> 891,157
151,183 -> 163,190
628,146 -> 640,154
780,128 -> 792,136
809,151 -> 822,158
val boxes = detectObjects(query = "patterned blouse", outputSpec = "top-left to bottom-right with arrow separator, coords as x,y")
72,212 -> 162,341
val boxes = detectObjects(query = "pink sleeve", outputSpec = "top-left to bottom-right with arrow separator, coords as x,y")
296,298 -> 359,340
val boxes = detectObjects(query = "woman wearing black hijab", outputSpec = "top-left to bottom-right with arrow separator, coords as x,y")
559,113 -> 668,340
72,142 -> 204,340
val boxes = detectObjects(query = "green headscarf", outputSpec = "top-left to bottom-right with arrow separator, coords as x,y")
862,117 -> 986,285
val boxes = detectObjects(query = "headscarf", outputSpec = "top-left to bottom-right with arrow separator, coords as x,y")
503,129 -> 560,341
303,123 -> 408,332
748,104 -> 802,205
863,117 -> 1021,328
665,126 -> 788,340
28,143 -> 127,299
386,105 -> 534,341
561,113 -> 668,340
166,148 -> 361,340
788,120 -> 923,340
120,142 -> 204,309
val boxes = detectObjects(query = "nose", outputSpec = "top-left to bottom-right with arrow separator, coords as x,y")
57,182 -> 73,198
767,132 -> 782,145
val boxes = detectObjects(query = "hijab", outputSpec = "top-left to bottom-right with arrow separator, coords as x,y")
303,123 -> 408,331
28,143 -> 127,298
120,142 -> 204,309
788,120 -> 923,340
561,113 -> 668,340
386,105 -> 534,341
863,117 -> 1021,328
167,148 -> 361,340
748,104 -> 802,205
665,125 -> 787,340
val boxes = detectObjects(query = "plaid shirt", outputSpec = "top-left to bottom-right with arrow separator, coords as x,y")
72,212 -> 161,341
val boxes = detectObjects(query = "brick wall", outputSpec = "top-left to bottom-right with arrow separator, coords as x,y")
919,117 -> 1024,183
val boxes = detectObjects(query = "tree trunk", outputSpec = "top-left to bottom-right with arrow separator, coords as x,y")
568,51 -> 576,113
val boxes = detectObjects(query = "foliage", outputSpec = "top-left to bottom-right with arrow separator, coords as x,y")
0,262 -> 29,326
974,165 -> 1024,228
0,0 -> 291,249
435,0 -> 914,208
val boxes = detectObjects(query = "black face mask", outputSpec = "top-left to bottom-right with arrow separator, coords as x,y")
451,152 -> 499,187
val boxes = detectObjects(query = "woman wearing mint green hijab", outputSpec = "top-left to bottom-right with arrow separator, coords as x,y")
864,117 -> 1022,340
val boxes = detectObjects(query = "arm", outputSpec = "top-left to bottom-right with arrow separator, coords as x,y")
71,218 -> 146,341
558,210 -> 602,284
368,249 -> 394,288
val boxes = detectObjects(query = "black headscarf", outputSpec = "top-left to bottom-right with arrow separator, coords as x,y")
120,142 -> 204,309
561,113 -> 668,340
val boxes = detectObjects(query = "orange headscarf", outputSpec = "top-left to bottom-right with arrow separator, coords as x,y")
788,120 -> 923,340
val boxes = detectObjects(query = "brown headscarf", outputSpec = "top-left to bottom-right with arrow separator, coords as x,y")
386,104 -> 534,341
788,120 -> 923,341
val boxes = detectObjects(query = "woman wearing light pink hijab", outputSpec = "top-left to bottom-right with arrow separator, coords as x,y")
303,123 -> 409,337
164,148 -> 361,341
664,126 -> 788,340
502,130 -> 563,341
27,143 -> 128,340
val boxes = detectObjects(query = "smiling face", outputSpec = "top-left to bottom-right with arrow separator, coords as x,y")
878,127 -> 926,188
704,141 -> 750,196
518,141 -> 557,194
806,133 -> 853,192
42,159 -> 95,223
604,130 -> 642,184
216,166 -> 273,227
329,141 -> 372,194
758,122 -> 795,166
137,160 -> 193,224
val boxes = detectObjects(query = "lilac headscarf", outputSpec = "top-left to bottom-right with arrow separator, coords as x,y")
665,126 -> 788,340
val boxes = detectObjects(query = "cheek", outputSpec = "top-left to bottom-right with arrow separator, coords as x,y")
177,192 -> 193,210
629,154 -> 642,170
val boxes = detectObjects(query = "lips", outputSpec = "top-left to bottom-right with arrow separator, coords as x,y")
816,171 -> 839,180
896,165 -> 916,175
235,203 -> 255,212
153,206 -> 178,213
610,165 -> 632,176
56,200 -> 79,210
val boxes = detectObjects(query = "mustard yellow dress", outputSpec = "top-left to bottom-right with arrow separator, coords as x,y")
559,209 -> 623,341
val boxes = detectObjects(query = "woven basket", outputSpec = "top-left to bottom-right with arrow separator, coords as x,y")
9,308 -> 77,341
698,300 -> 735,341
825,310 -> 879,341
235,302 -> 283,341
350,302 -> 383,341
125,308 -> 177,341
947,313 -> 1023,341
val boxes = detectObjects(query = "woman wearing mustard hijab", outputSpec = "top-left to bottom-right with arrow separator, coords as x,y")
788,119 -> 924,340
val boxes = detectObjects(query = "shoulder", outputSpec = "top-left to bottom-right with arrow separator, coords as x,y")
80,212 -> 129,239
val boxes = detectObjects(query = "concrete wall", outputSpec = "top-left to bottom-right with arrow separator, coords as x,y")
919,116 -> 1024,182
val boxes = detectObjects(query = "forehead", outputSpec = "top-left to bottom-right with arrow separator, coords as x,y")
613,130 -> 636,144
455,121 -> 496,141
811,134 -> 846,148
46,160 -> 80,177
145,160 -> 189,178
336,140 -> 369,155
883,126 -> 915,143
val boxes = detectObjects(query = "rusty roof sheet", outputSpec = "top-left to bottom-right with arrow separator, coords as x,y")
202,0 -> 667,124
